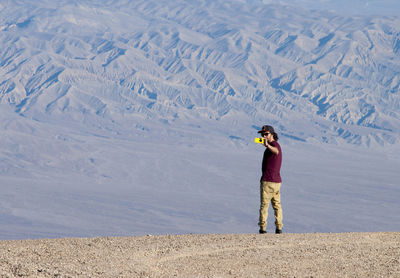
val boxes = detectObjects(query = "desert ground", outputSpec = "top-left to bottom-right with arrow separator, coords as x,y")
0,232 -> 399,277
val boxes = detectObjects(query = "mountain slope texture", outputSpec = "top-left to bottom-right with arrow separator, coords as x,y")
1,0 -> 399,145
1,0 -> 400,240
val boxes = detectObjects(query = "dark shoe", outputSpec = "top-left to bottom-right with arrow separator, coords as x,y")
275,228 -> 282,234
259,229 -> 267,234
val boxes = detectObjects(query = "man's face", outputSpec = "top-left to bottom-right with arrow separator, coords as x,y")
263,131 -> 271,139
262,132 -> 272,141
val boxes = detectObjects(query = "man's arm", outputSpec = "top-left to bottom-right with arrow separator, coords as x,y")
264,141 -> 279,155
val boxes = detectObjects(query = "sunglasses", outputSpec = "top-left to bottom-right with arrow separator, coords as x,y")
262,132 -> 271,136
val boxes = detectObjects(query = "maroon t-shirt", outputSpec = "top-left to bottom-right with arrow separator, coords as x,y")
261,141 -> 282,183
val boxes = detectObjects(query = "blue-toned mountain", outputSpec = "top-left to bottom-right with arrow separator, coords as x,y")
1,0 -> 399,145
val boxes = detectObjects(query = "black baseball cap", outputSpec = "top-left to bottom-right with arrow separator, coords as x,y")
257,125 -> 275,134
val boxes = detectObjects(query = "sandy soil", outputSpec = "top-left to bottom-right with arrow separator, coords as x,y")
0,232 -> 399,278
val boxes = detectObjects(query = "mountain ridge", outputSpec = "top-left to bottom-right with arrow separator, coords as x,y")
1,0 -> 400,241
1,0 -> 400,146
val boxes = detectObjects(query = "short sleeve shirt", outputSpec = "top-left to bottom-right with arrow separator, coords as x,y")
261,141 -> 282,183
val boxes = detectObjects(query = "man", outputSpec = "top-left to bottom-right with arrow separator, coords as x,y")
257,125 -> 283,234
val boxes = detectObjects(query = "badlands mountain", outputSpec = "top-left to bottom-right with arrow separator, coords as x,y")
1,0 -> 400,240
1,0 -> 399,146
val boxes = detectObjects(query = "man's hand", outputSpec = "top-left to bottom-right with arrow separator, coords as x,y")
263,136 -> 279,155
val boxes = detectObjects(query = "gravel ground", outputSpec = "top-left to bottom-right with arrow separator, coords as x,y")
0,232 -> 399,277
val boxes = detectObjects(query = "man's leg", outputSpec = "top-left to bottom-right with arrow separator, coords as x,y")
271,183 -> 283,231
258,181 -> 273,232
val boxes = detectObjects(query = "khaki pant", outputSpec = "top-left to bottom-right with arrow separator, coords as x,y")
258,181 -> 283,231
